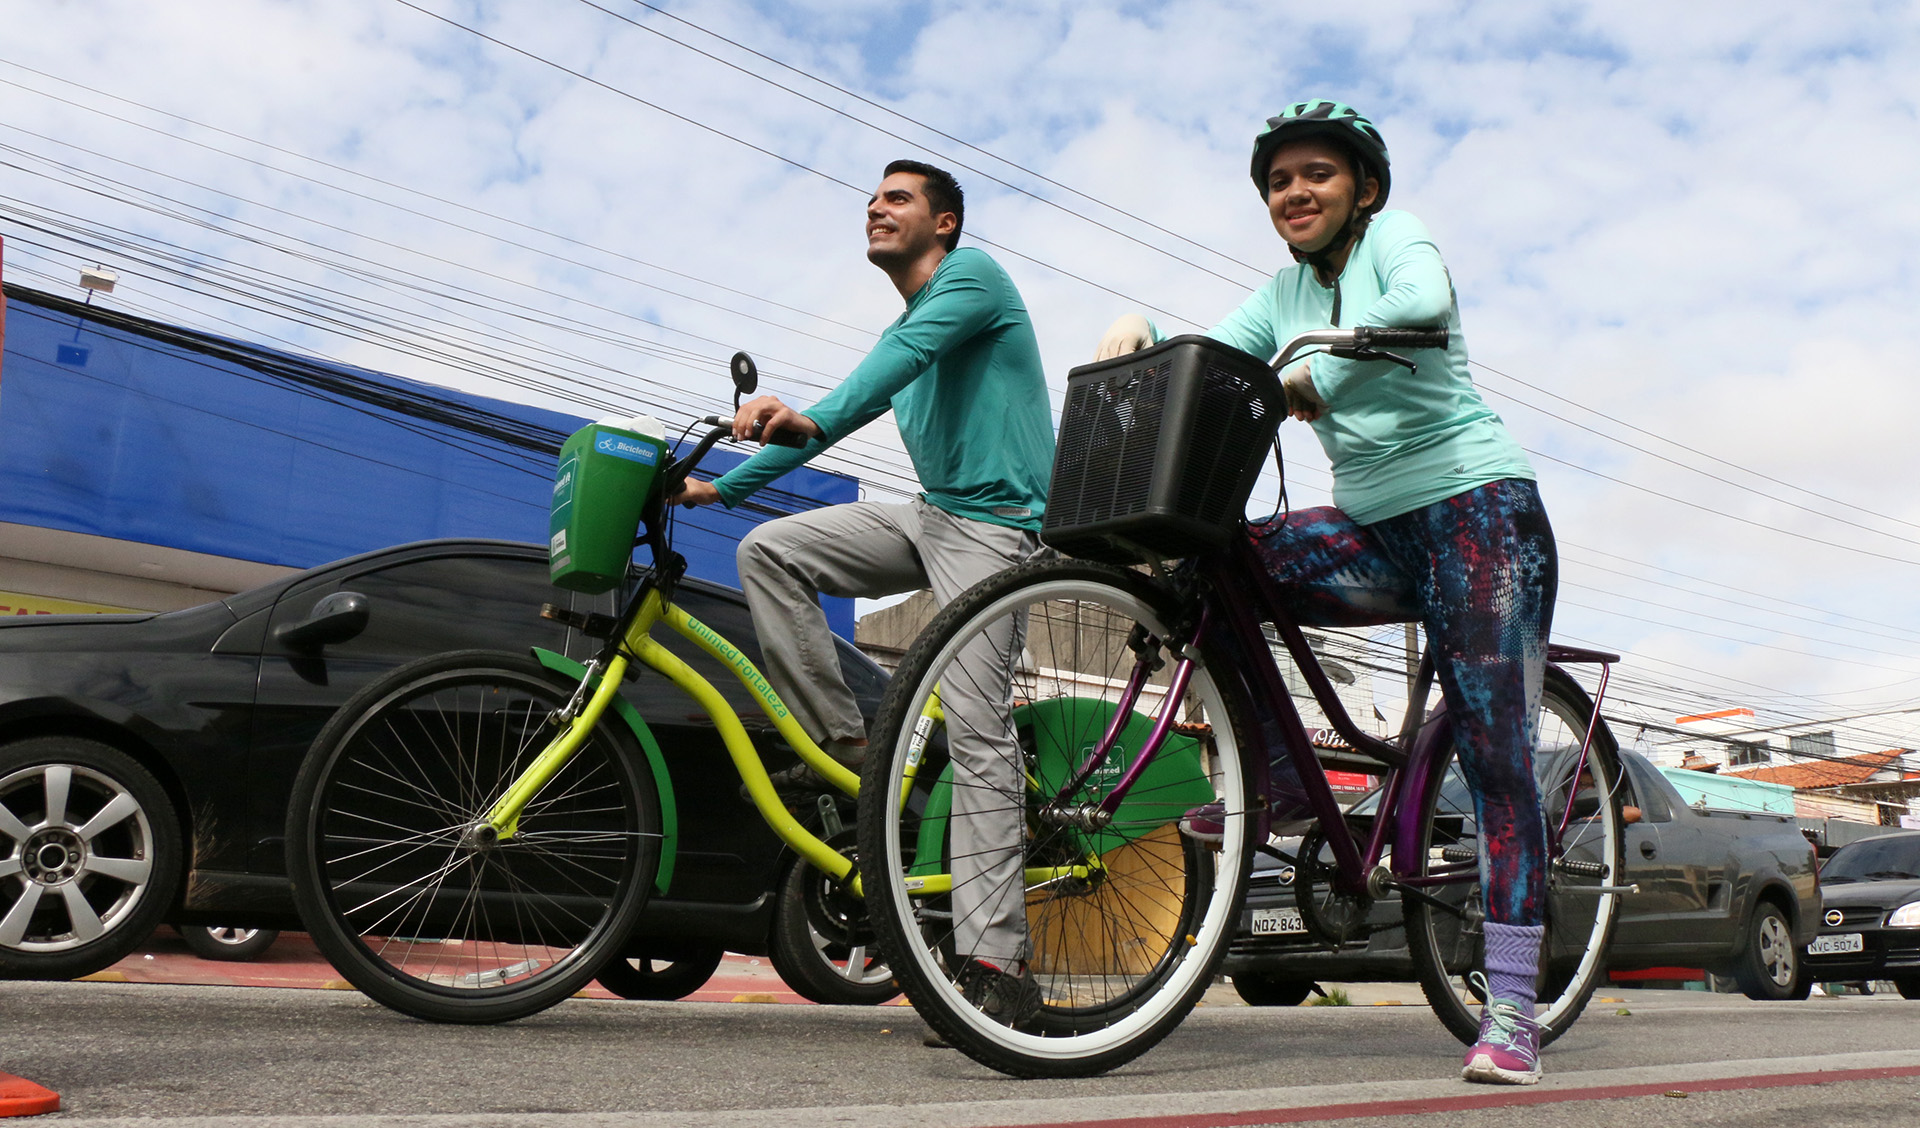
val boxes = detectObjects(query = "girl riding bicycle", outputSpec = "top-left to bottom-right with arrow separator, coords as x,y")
1097,100 -> 1558,1086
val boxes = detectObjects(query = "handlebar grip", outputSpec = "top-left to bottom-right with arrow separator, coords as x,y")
751,421 -> 809,449
1353,326 -> 1449,349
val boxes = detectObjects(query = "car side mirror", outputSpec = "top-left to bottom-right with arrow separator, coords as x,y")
274,591 -> 370,650
730,352 -> 757,411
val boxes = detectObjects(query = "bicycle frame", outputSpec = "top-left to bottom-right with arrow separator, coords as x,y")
1010,529 -> 1617,908
476,526 -> 1095,900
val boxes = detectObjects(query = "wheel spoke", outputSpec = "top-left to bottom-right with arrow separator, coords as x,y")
58,882 -> 107,942
76,792 -> 140,841
79,854 -> 151,883
42,765 -> 73,828
0,881 -> 45,945
0,800 -> 30,842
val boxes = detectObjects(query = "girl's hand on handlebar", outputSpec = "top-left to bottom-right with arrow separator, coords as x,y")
1094,313 -> 1153,361
671,478 -> 721,508
734,395 -> 822,446
1281,361 -> 1327,422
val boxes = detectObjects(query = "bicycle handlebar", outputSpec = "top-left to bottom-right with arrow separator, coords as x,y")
1353,326 -> 1449,350
659,417 -> 809,508
1269,325 -> 1448,371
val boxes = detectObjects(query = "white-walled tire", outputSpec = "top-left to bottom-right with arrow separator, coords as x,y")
857,561 -> 1256,1077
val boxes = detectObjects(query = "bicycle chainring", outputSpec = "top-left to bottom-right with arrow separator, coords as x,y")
1293,827 -> 1375,946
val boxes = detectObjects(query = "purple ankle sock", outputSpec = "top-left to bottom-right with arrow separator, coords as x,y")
1483,922 -> 1545,1014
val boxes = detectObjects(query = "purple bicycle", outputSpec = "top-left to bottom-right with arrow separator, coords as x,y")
856,329 -> 1625,1078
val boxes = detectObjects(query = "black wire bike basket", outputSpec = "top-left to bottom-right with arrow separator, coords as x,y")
1041,335 -> 1285,564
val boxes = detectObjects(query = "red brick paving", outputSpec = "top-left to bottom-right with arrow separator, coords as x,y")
81,930 -> 898,1006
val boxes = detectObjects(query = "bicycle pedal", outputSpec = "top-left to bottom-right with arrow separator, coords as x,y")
539,603 -> 619,639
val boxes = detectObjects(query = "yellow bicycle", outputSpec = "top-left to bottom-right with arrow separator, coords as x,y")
283,356 -> 873,1022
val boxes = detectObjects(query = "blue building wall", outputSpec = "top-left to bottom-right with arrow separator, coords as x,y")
0,285 -> 857,633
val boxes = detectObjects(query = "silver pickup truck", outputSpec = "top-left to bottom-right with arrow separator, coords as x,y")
1224,748 -> 1820,1003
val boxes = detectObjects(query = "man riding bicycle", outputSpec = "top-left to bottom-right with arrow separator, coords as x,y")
673,160 -> 1054,1023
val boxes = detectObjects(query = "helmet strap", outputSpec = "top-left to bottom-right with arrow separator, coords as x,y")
1289,211 -> 1373,302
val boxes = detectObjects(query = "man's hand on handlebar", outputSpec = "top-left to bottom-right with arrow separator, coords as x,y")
734,395 -> 822,446
672,478 -> 721,508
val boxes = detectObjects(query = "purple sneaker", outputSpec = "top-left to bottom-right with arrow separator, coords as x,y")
1461,998 -> 1541,1085
1178,800 -> 1228,844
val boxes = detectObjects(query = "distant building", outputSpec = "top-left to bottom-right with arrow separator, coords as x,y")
1728,748 -> 1920,829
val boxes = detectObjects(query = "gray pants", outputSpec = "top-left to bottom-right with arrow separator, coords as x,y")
737,499 -> 1036,962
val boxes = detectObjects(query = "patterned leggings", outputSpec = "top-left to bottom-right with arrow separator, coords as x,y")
1247,478 -> 1558,926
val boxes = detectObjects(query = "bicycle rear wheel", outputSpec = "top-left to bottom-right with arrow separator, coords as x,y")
287,650 -> 661,1023
857,560 -> 1257,1078
1403,664 -> 1625,1045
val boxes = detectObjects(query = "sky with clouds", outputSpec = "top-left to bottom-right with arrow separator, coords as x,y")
3,0 -> 1918,765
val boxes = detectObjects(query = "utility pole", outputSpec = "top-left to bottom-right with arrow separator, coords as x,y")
1404,622 -> 1419,700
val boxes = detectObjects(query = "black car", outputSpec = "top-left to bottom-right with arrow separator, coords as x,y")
1800,830 -> 1920,998
1224,747 -> 1819,1004
0,538 -> 891,1003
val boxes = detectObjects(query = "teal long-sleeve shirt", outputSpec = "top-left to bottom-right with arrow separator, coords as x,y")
1187,210 -> 1534,525
713,247 -> 1054,530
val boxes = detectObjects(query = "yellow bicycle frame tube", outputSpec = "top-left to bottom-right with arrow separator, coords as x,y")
484,587 -> 858,887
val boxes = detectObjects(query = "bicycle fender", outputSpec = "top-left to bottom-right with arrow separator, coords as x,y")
1392,705 -> 1454,873
531,647 -> 677,894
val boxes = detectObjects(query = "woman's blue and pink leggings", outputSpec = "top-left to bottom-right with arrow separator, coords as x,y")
1247,477 -> 1558,927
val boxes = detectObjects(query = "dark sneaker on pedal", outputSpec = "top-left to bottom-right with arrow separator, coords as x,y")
1177,799 -> 1313,845
1179,800 -> 1228,844
956,958 -> 1042,1028
1461,999 -> 1541,1085
749,742 -> 864,804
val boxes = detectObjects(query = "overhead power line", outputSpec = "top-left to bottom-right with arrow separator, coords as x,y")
385,0 -> 1200,324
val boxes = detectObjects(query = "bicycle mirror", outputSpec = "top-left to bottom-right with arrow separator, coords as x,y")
730,352 -> 758,408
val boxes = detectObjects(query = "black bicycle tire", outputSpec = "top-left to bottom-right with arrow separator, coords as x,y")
856,559 -> 1258,1078
1403,664 -> 1625,1046
286,649 -> 660,1024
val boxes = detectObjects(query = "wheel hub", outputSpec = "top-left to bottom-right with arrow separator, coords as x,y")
22,827 -> 85,885
457,822 -> 499,853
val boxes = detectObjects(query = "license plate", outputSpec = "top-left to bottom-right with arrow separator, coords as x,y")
1808,933 -> 1864,955
1251,907 -> 1307,936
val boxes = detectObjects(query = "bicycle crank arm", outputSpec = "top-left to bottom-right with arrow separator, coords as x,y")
1381,878 -> 1472,920
1554,884 -> 1640,895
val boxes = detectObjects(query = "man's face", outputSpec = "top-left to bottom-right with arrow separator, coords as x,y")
866,172 -> 954,268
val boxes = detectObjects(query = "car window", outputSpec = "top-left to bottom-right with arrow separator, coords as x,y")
1820,835 -> 1920,883
325,554 -> 576,658
1619,755 -> 1668,822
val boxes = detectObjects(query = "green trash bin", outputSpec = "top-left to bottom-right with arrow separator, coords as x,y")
549,415 -> 670,594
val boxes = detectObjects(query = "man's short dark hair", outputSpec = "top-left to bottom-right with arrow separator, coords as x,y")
884,159 -> 964,252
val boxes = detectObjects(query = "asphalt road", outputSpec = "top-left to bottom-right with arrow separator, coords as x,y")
3,980 -> 1917,1127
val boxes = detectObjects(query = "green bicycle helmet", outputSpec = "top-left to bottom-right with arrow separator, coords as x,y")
1249,100 -> 1392,206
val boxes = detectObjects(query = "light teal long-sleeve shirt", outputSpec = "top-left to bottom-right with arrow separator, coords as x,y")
714,247 -> 1054,530
1192,210 -> 1534,525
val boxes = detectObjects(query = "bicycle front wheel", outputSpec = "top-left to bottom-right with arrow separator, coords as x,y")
286,650 -> 661,1023
858,560 -> 1257,1078
1403,664 -> 1625,1045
